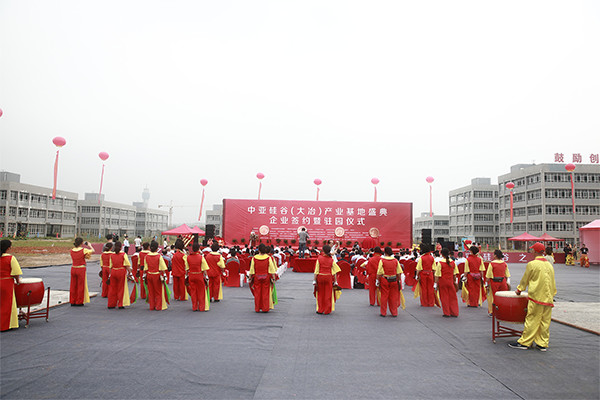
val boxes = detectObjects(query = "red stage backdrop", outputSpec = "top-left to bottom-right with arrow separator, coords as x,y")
223,199 -> 412,246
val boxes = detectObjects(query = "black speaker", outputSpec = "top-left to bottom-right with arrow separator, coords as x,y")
437,237 -> 445,245
205,224 -> 215,239
443,241 -> 455,251
421,229 -> 432,244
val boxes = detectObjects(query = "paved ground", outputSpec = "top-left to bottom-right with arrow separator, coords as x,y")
1,261 -> 598,399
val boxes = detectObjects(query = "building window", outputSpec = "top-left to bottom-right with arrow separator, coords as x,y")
546,221 -> 573,231
0,190 -> 6,200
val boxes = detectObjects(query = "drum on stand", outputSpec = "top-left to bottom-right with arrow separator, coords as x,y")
15,278 -> 45,308
492,290 -> 528,343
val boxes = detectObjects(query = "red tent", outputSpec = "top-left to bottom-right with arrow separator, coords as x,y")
191,226 -> 206,235
538,233 -> 561,241
508,233 -> 542,241
161,224 -> 195,236
580,219 -> 600,264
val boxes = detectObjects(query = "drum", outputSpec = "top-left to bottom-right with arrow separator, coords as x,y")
493,291 -> 528,323
15,278 -> 45,308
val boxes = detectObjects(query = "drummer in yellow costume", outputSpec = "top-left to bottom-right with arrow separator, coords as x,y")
1,240 -> 23,331
508,243 -> 557,351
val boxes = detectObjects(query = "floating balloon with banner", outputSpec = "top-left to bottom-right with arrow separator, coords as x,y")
314,178 -> 322,201
426,176 -> 434,217
98,152 -> 109,204
506,182 -> 515,223
198,179 -> 208,221
257,172 -> 265,200
0,108 -> 3,118
51,137 -> 66,199
565,163 -> 576,213
371,178 -> 379,202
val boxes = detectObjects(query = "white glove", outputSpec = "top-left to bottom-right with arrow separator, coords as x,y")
375,280 -> 380,287
461,276 -> 467,282
312,280 -> 316,285
506,278 -> 511,285
433,283 -> 438,290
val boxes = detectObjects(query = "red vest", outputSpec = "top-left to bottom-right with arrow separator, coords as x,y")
467,255 -> 483,272
139,250 -> 149,267
171,251 -> 186,277
101,252 -> 112,267
490,261 -> 507,278
70,248 -> 87,266
110,253 -> 126,269
145,253 -> 162,273
252,257 -> 271,275
420,253 -> 435,271
380,258 -> 399,275
366,255 -> 382,275
438,260 -> 456,280
186,253 -> 205,273
205,252 -> 223,277
317,254 -> 334,275
1,254 -> 14,278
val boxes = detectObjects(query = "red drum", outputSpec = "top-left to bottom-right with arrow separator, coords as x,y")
493,291 -> 528,323
15,278 -> 45,308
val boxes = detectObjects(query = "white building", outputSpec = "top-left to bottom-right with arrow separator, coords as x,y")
413,212 -> 449,244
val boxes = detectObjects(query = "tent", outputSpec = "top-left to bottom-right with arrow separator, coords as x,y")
580,219 -> 600,265
538,233 -> 561,241
508,233 -> 542,241
191,226 -> 206,235
161,224 -> 196,236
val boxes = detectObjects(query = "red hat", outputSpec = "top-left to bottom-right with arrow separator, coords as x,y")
529,242 -> 545,253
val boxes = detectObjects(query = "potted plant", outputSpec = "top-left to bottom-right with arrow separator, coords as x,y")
380,241 -> 385,246
276,238 -> 281,244
283,239 -> 288,245
387,241 -> 392,246
241,238 -> 246,243
396,242 -> 402,247
346,240 -> 352,246
291,239 -> 296,245
232,239 -> 237,244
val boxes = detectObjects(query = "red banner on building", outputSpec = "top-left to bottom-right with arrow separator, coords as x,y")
222,199 -> 412,247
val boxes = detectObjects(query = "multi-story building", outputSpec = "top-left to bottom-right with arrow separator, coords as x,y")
498,163 -> 600,249
413,212 -> 449,244
134,206 -> 169,239
205,204 -> 223,236
449,178 -> 499,246
0,171 -> 78,238
77,193 -> 137,238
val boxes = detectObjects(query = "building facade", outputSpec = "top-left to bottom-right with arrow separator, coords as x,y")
498,163 -> 600,249
134,206 -> 169,239
205,204 -> 223,237
413,212 -> 449,244
448,178 -> 499,246
77,193 -> 137,238
0,172 -> 78,238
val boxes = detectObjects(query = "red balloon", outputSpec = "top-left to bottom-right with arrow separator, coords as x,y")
565,163 -> 576,172
52,137 -> 66,147
371,178 -> 379,185
200,179 -> 208,186
256,173 -> 265,180
0,108 -> 3,118
426,176 -> 434,184
314,178 -> 322,186
98,152 -> 109,161
506,182 -> 515,190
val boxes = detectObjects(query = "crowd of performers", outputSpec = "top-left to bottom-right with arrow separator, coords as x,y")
0,236 -> 558,352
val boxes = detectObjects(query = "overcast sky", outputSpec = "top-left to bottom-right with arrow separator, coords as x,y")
1,1 -> 598,225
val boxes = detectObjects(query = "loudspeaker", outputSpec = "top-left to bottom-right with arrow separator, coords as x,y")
443,241 -> 455,251
437,237 -> 445,245
205,224 -> 215,239
421,229 -> 432,244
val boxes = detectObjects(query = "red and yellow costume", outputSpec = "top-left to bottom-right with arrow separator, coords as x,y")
249,254 -> 277,312
416,252 -> 435,307
485,260 -> 510,314
435,259 -> 459,317
138,250 -> 150,299
69,247 -> 93,305
463,254 -> 485,307
185,252 -> 210,311
205,251 -> 226,301
314,254 -> 341,314
171,250 -> 188,301
517,256 -> 557,348
107,252 -> 131,308
376,256 -> 404,317
1,254 -> 22,331
143,252 -> 168,310
363,254 -> 381,306
100,250 -> 113,298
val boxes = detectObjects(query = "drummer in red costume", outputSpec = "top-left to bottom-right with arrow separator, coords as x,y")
69,237 -> 94,306
362,247 -> 382,306
205,242 -> 226,302
108,241 -> 133,309
376,247 -> 403,317
171,239 -> 188,301
509,243 -> 557,351
485,250 -> 511,315
434,248 -> 459,317
1,240 -> 23,332
248,243 -> 277,312
313,244 -> 341,315
185,242 -> 210,312
100,242 -> 113,298
138,242 -> 150,299
416,244 -> 435,307
143,241 -> 169,311
463,246 -> 485,307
